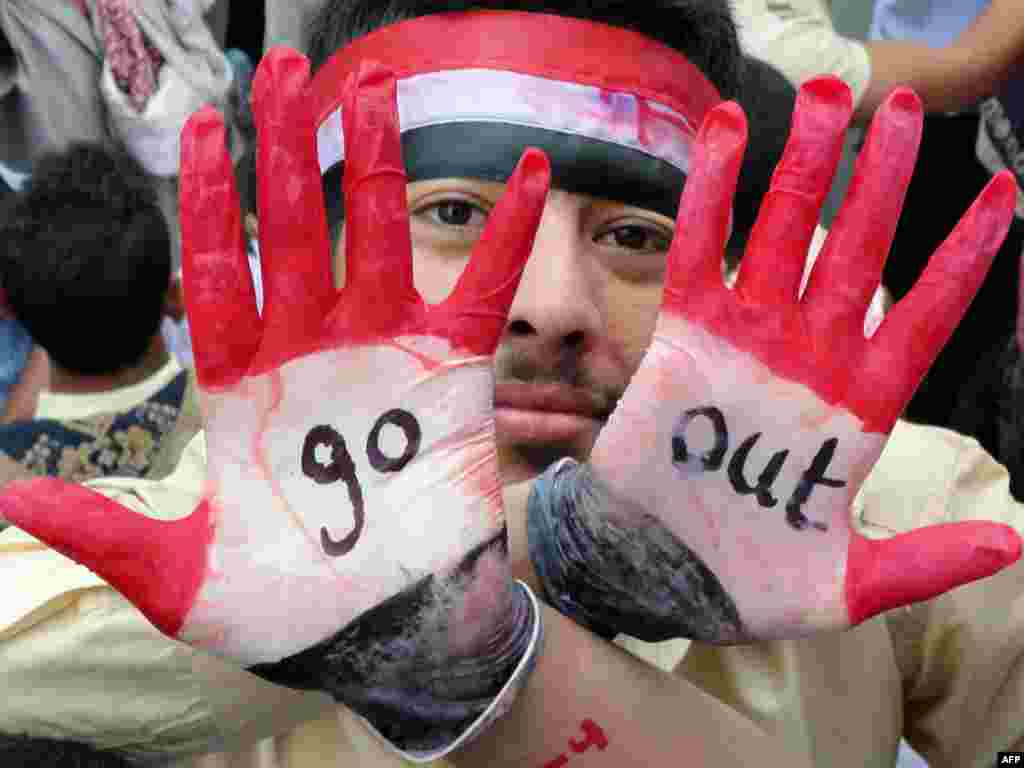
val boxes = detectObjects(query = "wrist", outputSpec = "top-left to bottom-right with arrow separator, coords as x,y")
352,579 -> 544,763
528,458 -> 746,643
247,551 -> 543,762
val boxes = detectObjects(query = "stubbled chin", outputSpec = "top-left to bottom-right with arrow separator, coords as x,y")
497,430 -> 603,486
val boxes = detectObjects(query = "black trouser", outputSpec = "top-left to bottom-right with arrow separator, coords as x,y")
881,113 -> 1024,428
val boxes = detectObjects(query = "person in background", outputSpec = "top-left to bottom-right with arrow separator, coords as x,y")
0,0 -> 242,271
732,0 -> 1024,430
0,143 -> 188,489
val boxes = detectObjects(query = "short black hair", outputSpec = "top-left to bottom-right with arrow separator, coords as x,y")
307,0 -> 741,100
0,143 -> 171,376
0,734 -> 134,768
728,56 -> 799,254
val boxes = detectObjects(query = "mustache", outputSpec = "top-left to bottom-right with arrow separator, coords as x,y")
493,347 -> 623,419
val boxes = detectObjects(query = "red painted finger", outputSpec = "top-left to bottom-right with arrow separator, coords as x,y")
661,102 -> 747,320
861,171 -> 1017,430
434,149 -> 551,355
803,88 -> 922,342
0,477 -> 213,637
250,47 -> 334,369
1017,240 -> 1024,351
735,76 -> 852,306
180,107 -> 261,390
845,521 -> 1021,624
329,61 -> 424,345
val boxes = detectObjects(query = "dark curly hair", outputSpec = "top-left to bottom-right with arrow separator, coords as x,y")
0,143 -> 171,376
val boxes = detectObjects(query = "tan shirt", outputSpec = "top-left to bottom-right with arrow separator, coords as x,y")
3,420 -> 1024,767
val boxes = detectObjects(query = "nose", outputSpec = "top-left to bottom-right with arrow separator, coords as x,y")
504,192 -> 602,359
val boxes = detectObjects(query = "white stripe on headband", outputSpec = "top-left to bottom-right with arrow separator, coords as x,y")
316,68 -> 696,176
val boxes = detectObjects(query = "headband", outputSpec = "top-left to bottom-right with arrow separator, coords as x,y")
308,11 -> 722,220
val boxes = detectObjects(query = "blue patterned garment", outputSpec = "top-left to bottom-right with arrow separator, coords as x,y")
0,318 -> 34,412
0,370 -> 187,483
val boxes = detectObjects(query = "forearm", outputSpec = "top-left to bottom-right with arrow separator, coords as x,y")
858,40 -> 962,119
506,478 -> 544,594
448,603 -> 809,768
859,0 -> 1024,121
950,0 -> 1024,98
498,478 -> 805,766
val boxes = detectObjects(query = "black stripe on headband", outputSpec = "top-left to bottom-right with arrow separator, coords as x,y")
321,122 -> 687,227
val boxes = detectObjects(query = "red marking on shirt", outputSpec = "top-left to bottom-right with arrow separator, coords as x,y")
542,756 -> 569,768
569,719 -> 609,752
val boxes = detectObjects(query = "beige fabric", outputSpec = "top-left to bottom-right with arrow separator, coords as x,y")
34,357 -> 184,421
0,372 -> 337,763
6,420 -> 1024,766
0,237 -> 1011,767
731,0 -> 873,108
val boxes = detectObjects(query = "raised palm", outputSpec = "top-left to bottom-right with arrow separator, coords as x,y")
0,50 -> 549,757
587,77 -> 1021,641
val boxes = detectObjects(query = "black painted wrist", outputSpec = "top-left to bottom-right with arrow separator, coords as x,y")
248,535 -> 537,755
527,458 -> 747,643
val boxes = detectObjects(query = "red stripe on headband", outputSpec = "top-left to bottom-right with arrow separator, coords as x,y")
308,10 -> 721,134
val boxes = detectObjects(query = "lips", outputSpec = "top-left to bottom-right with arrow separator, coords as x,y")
493,381 -> 610,444
494,382 -> 609,417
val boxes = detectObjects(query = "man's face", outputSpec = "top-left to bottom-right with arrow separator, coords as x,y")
333,178 -> 676,484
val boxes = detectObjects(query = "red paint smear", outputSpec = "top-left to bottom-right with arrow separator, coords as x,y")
569,719 -> 609,752
0,477 -> 213,637
845,523 -> 1021,624
250,370 -> 333,563
388,339 -> 442,372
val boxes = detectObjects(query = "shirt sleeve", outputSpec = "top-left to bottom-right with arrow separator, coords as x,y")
731,0 -> 872,108
854,421 -> 1024,767
0,432 -> 334,761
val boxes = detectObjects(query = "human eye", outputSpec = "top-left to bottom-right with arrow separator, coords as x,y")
594,220 -> 673,254
412,195 -> 490,231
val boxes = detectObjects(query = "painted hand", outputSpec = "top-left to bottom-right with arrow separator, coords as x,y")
0,49 -> 549,755
581,77 -> 1022,641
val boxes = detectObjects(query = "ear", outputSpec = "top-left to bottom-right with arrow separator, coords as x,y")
164,273 -> 185,322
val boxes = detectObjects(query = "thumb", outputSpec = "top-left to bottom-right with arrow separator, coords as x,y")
0,477 -> 213,636
845,522 -> 1021,623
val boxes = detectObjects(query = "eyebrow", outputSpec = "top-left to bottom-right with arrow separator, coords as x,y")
322,123 -> 686,229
